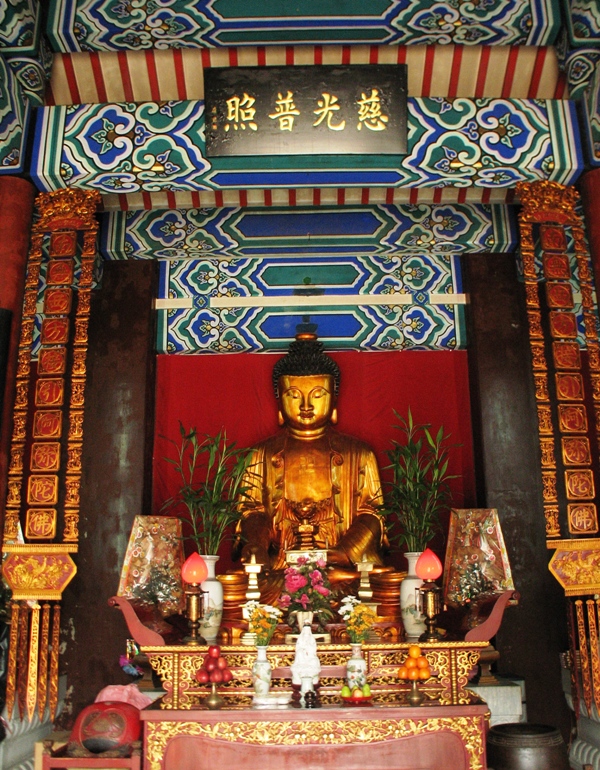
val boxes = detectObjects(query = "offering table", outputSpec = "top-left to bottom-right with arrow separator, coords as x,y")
141,699 -> 490,770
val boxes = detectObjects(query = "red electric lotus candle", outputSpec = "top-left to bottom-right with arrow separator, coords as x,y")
415,548 -> 443,581
181,552 -> 209,585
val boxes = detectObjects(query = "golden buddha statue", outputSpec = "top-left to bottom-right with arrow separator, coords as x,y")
233,332 -> 388,604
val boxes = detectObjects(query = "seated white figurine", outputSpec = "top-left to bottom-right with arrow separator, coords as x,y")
291,624 -> 321,686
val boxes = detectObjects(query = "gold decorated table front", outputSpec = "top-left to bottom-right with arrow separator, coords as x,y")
142,640 -> 488,710
141,698 -> 490,770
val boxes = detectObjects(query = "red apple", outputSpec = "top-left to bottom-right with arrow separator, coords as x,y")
216,656 -> 228,670
208,645 -> 221,658
221,668 -> 233,683
195,669 -> 209,684
205,659 -> 217,672
210,669 -> 223,683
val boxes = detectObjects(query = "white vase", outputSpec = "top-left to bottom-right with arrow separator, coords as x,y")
346,643 -> 367,690
400,551 -> 426,639
199,555 -> 223,644
252,645 -> 272,697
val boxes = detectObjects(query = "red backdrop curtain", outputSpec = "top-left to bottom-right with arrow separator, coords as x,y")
153,350 -> 476,570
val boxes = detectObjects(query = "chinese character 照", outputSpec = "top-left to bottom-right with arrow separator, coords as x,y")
357,88 -> 389,131
269,91 -> 301,132
313,93 -> 346,131
224,93 -> 258,131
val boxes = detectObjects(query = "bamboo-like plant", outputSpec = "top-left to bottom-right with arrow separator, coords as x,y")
381,409 -> 457,553
161,423 -> 253,555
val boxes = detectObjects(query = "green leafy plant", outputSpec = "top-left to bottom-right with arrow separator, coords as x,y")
161,424 -> 253,555
381,409 -> 457,553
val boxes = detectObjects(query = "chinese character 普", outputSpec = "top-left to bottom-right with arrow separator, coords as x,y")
269,91 -> 301,131
224,93 -> 258,131
357,88 -> 389,131
313,93 -> 346,131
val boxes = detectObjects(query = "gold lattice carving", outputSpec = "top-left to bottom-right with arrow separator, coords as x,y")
527,310 -> 543,338
9,445 -> 25,475
16,351 -> 30,378
545,505 -> 561,538
69,411 -> 84,441
34,190 -> 101,233
542,471 -> 558,502
584,313 -> 598,340
525,282 -> 540,308
520,252 -> 537,280
66,444 -> 82,474
79,260 -> 96,288
23,290 -> 37,316
539,437 -> 556,468
63,514 -> 79,542
516,181 -> 579,225
588,343 -> 600,372
64,477 -> 80,507
70,380 -> 86,409
72,349 -> 87,376
74,318 -> 88,345
530,341 -> 547,370
76,289 -> 92,314
576,600 -> 593,714
20,319 -> 34,347
144,716 -> 486,770
12,412 -> 27,442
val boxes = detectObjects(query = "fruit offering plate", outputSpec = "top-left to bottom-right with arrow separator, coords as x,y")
341,695 -> 373,706
252,693 -> 293,708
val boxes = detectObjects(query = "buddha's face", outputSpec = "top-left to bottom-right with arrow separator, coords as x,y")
278,374 -> 337,434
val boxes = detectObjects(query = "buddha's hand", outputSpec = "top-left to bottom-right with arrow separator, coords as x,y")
326,545 -> 352,567
241,542 -> 270,567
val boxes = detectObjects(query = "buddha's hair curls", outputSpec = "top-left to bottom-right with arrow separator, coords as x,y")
272,335 -> 340,397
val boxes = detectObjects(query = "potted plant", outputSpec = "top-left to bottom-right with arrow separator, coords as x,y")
161,423 -> 253,642
381,408 -> 457,637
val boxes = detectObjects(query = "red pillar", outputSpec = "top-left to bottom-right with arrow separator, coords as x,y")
579,169 -> 600,284
0,176 -> 35,542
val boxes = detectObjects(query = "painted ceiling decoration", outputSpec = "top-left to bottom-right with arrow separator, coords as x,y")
156,252 -> 466,354
30,97 -> 583,199
99,203 -> 517,260
46,0 -> 561,51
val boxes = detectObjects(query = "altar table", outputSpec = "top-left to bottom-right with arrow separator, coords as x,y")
141,699 -> 489,770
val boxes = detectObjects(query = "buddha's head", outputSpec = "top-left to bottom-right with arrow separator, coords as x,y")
273,333 -> 340,437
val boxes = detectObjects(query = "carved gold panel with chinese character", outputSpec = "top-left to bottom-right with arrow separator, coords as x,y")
30,443 -> 61,473
35,379 -> 64,408
546,282 -> 574,309
568,504 -> 599,535
558,404 -> 588,433
32,411 -> 62,439
552,341 -> 581,370
27,475 -> 59,505
562,436 -> 592,466
565,469 -> 596,500
555,373 -> 584,401
550,312 -> 578,339
38,348 -> 66,376
25,509 -> 57,540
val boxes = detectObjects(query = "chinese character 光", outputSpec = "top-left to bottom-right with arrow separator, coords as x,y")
357,88 -> 389,131
224,93 -> 258,131
313,93 -> 346,131
269,91 -> 300,132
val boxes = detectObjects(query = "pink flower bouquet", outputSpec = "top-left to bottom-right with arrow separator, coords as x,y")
278,555 -> 334,630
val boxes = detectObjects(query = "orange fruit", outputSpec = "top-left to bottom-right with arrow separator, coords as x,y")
416,656 -> 429,668
398,666 -> 408,679
408,644 -> 421,659
405,657 -> 418,669
418,667 -> 431,680
407,667 -> 420,680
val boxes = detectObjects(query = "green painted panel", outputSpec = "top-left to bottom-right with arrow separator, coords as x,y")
211,0 -> 393,18
261,264 -> 360,286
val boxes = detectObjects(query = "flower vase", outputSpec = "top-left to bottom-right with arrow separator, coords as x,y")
400,551 -> 426,639
252,645 -> 272,698
199,555 -> 223,644
346,643 -> 367,690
